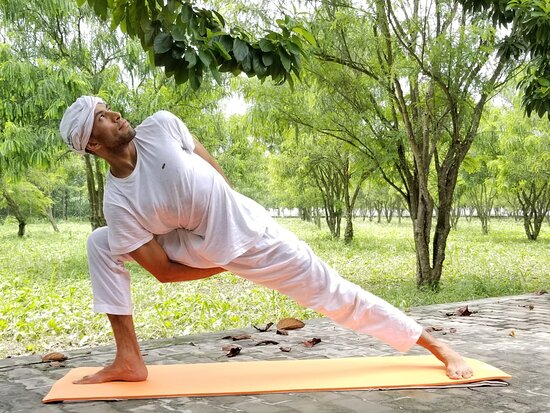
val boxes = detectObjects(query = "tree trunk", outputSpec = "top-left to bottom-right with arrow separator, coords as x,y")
412,189 -> 437,289
63,187 -> 68,220
385,208 -> 393,223
299,207 -> 312,222
85,154 -> 107,230
46,207 -> 59,232
450,206 -> 461,230
17,221 -> 26,237
517,182 -> 550,241
343,208 -> 353,244
1,180 -> 27,237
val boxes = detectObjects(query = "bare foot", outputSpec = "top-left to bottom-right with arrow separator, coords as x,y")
416,330 -> 473,379
73,361 -> 148,384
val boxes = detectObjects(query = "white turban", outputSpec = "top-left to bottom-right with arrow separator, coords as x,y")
59,96 -> 105,154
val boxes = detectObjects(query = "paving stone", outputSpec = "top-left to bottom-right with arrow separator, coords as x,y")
0,294 -> 548,412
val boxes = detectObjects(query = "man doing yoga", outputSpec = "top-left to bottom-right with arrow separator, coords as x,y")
59,96 -> 473,384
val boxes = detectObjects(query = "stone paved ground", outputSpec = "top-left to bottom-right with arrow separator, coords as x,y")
0,293 -> 548,413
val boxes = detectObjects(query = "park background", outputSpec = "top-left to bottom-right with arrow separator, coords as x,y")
0,0 -> 548,358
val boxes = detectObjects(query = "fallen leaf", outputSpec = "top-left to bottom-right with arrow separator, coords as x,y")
41,352 -> 67,362
425,326 -> 444,333
222,334 -> 251,341
447,305 -> 476,317
253,322 -> 274,332
303,338 -> 322,348
276,329 -> 289,336
509,330 -> 516,337
449,328 -> 457,333
534,290 -> 548,295
222,344 -> 242,357
456,305 -> 473,316
277,317 -> 305,331
255,340 -> 279,346
280,347 -> 291,353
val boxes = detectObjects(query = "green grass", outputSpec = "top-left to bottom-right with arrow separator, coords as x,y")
0,217 -> 548,359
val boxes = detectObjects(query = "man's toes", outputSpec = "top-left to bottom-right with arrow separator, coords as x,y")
447,369 -> 460,379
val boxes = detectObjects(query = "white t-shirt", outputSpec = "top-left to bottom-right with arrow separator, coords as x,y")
103,111 -> 268,265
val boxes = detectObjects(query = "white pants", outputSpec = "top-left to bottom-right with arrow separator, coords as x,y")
86,221 -> 423,352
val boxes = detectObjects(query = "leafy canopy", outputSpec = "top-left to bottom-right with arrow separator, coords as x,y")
460,0 -> 550,118
79,0 -> 316,90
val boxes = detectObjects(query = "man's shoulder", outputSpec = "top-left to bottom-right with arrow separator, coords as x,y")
152,110 -> 178,120
137,111 -> 183,135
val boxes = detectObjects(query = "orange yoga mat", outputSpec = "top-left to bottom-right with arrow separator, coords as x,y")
43,355 -> 511,403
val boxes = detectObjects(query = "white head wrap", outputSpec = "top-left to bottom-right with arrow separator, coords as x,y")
59,96 -> 105,154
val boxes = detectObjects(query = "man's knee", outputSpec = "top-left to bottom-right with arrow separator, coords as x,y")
87,226 -> 109,253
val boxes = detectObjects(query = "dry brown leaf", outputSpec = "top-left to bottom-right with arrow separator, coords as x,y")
277,317 -> 305,330
41,352 -> 67,362
456,305 -> 473,316
222,334 -> 251,341
509,330 -> 516,337
447,305 -> 476,317
303,338 -> 322,348
255,340 -> 279,346
425,326 -> 444,333
280,347 -> 291,353
253,322 -> 274,332
222,344 -> 242,357
276,329 -> 289,336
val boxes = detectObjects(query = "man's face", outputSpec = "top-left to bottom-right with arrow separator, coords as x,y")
88,103 -> 136,152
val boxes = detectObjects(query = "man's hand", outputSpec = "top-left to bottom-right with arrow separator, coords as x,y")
129,238 -> 225,283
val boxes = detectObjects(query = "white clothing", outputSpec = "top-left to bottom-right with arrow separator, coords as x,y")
87,221 -> 423,352
87,110 -> 423,353
59,96 -> 105,154
103,111 -> 267,264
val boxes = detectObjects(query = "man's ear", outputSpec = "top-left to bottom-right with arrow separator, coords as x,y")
86,137 -> 100,153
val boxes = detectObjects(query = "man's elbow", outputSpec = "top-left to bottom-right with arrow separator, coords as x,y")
147,266 -> 172,283
153,273 -> 171,283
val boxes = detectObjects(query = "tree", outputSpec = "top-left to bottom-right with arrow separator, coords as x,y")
489,101 -> 550,240
0,180 -> 53,236
245,71 -> 371,243
460,0 -> 550,118
293,0 -> 519,289
0,42 -> 66,235
80,0 -> 313,89
26,168 -> 64,232
460,131 -> 501,234
0,0 -> 139,230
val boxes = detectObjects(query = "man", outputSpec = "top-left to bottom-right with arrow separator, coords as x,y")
59,96 -> 473,384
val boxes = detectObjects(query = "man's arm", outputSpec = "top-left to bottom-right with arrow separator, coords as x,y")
129,238 -> 225,283
192,137 -> 231,186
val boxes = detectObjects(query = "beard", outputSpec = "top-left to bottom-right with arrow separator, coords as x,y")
115,121 -> 136,147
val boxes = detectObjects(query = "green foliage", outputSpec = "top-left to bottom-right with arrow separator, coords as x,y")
460,0 -> 550,118
81,0 -> 314,89
0,180 -> 52,219
0,219 -> 547,358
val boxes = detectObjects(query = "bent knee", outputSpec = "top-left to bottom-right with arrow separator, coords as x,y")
87,226 -> 110,252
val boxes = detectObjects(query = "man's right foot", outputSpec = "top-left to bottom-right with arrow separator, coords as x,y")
73,362 -> 148,384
